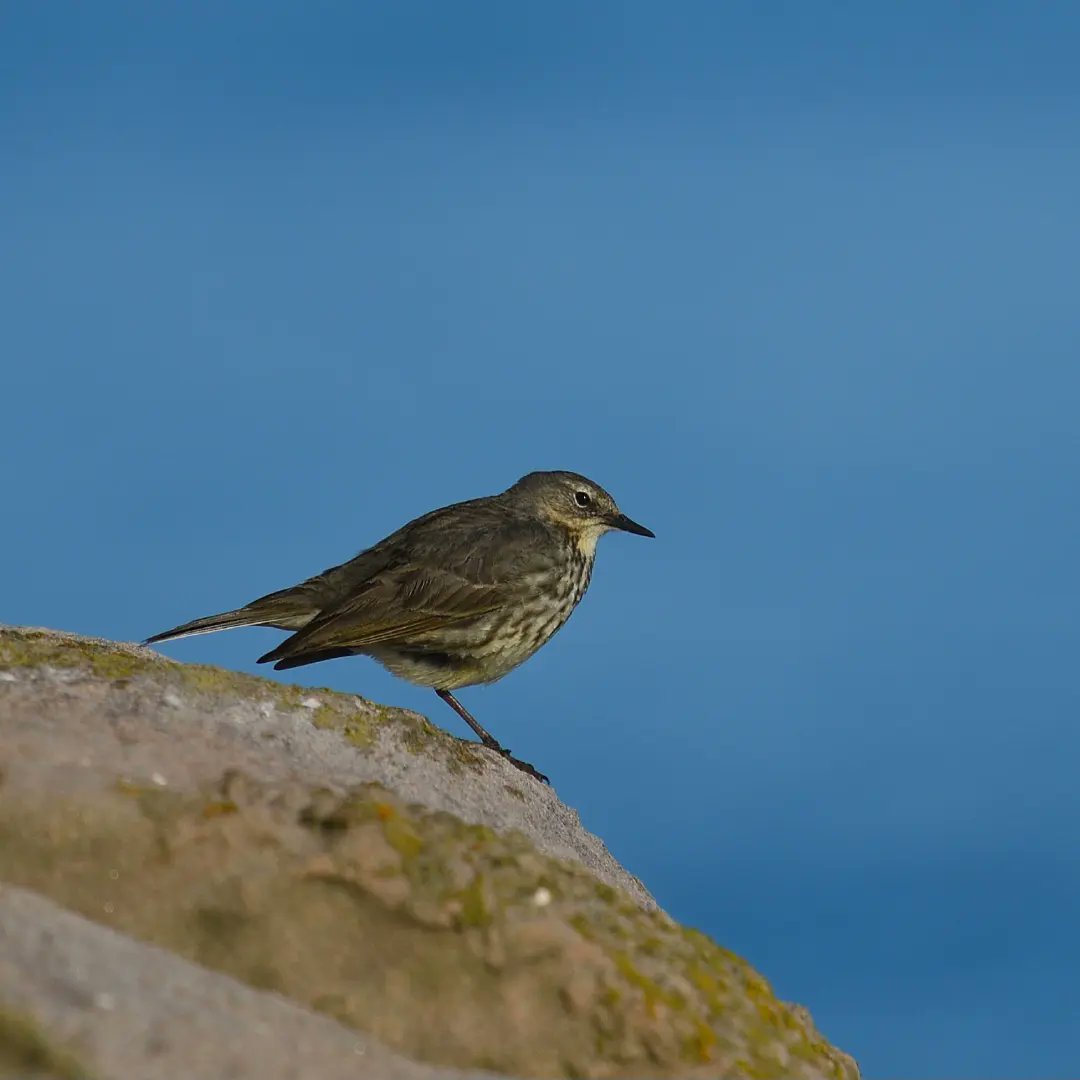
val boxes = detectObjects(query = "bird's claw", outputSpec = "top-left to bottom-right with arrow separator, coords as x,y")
489,745 -> 549,785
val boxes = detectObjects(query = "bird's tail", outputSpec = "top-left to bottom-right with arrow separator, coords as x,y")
144,608 -> 265,646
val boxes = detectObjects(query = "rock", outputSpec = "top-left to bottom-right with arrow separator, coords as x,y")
0,885 -> 496,1080
0,625 -> 858,1080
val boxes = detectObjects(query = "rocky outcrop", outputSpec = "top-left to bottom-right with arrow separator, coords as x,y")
0,626 -> 858,1080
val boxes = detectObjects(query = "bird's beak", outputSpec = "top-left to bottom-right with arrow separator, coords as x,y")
609,512 -> 655,538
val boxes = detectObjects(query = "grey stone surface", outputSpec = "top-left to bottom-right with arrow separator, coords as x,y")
0,883 -> 497,1080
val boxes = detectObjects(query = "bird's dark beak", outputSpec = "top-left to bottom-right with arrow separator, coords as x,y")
609,513 -> 655,538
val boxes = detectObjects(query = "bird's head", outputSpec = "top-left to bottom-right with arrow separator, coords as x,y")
504,471 -> 655,553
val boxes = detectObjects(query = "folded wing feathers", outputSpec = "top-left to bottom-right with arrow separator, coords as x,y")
257,569 -> 505,666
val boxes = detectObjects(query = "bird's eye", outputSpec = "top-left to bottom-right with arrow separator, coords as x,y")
574,490 -> 592,508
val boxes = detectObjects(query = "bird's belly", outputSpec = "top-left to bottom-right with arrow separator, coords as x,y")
369,596 -> 580,690
367,647 -> 471,689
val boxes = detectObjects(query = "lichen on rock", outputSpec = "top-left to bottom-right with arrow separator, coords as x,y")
0,1005 -> 93,1079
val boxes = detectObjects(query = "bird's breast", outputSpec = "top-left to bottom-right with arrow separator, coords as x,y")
481,547 -> 594,674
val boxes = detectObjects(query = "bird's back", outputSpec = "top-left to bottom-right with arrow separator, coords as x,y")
327,494 -> 568,595
247,495 -> 515,615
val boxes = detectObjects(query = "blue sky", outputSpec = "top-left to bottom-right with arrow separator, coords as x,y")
5,4 -> 1080,1075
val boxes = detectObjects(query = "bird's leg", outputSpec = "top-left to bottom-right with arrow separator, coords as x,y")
435,689 -> 550,784
436,688 -> 503,748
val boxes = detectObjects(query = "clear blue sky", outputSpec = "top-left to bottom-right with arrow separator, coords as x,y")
5,4 -> 1080,1076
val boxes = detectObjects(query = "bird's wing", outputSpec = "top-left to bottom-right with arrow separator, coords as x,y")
256,565 -> 508,666
257,509 -> 559,668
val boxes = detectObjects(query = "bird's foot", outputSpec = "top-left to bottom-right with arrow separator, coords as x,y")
484,744 -> 549,785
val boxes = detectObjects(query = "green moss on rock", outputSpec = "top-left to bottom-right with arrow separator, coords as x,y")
0,1006 -> 93,1079
0,630 -> 150,682
0,626 -> 489,774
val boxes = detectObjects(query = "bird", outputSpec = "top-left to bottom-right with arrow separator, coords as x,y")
145,470 -> 654,783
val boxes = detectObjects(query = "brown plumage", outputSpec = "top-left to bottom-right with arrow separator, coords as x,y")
146,470 -> 654,782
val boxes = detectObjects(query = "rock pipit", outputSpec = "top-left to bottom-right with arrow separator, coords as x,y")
146,471 -> 654,783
